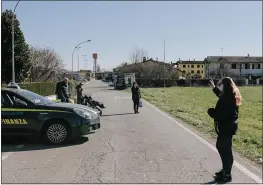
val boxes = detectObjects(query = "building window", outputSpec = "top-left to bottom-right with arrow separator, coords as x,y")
201,70 -> 203,73
197,65 -> 200,68
182,70 -> 186,73
197,70 -> 200,73
191,70 -> 194,74
191,65 -> 194,68
252,64 -> 255,69
201,65 -> 203,68
183,65 -> 186,68
232,64 -> 236,69
245,64 -> 249,69
258,64 -> 261,69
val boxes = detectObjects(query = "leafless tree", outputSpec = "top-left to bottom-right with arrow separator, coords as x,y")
29,46 -> 65,82
130,48 -> 148,63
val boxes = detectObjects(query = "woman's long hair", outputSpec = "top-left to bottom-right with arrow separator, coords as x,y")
132,82 -> 137,88
221,77 -> 242,106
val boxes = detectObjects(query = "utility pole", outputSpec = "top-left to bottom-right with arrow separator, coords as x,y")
12,0 -> 21,82
220,48 -> 224,78
163,41 -> 166,87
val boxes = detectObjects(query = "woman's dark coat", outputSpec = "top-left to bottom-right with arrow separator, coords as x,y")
208,87 -> 239,136
131,87 -> 141,102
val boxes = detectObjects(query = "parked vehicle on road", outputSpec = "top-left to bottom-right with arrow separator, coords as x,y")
1,88 -> 101,144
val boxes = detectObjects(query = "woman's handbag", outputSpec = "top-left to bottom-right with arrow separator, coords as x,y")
139,99 -> 142,107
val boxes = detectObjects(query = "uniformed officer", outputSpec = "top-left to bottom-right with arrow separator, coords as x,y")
208,77 -> 242,183
55,77 -> 70,102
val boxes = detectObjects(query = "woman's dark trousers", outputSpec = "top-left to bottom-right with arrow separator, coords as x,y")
133,99 -> 139,112
216,134 -> 233,175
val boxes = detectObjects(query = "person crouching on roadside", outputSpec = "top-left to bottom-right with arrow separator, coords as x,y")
76,82 -> 84,104
131,82 -> 141,114
207,77 -> 242,183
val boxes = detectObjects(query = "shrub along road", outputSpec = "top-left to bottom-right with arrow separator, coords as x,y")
1,80 -> 262,183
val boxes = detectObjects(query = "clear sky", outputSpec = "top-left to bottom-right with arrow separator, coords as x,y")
2,1 -> 262,71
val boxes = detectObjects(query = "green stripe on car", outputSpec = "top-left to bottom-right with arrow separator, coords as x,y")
1,108 -> 71,113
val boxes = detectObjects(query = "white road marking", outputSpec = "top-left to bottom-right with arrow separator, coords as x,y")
2,152 -> 14,161
142,99 -> 262,184
2,144 -> 24,161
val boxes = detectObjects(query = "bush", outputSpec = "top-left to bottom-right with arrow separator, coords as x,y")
234,79 -> 247,86
259,79 -> 263,85
176,79 -> 186,86
19,82 -> 56,96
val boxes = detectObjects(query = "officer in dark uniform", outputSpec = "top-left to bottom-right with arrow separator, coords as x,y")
208,77 -> 242,183
76,82 -> 84,104
55,77 -> 70,102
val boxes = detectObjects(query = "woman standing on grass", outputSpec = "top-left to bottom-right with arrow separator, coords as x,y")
208,77 -> 242,183
131,82 -> 141,114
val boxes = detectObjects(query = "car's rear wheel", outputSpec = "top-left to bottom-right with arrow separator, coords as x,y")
43,120 -> 70,144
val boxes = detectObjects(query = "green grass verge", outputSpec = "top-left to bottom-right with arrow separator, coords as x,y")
125,86 -> 262,161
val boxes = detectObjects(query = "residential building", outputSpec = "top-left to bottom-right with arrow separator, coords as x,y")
204,55 -> 263,80
177,59 -> 206,79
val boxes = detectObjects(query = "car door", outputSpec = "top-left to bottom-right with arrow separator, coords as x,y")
1,92 -> 26,135
1,92 -> 37,136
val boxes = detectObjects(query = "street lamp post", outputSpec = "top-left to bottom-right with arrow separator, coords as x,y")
12,0 -> 21,83
71,40 -> 91,79
77,46 -> 81,71
82,54 -> 87,69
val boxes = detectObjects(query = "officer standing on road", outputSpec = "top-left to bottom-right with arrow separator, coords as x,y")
208,77 -> 242,183
55,77 -> 70,102
76,82 -> 84,104
131,82 -> 141,114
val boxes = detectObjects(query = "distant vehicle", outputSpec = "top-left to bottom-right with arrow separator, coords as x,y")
1,88 -> 101,144
116,79 -> 126,90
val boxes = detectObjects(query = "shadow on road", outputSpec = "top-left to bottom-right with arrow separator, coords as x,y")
2,136 -> 89,152
102,113 -> 134,117
203,179 -> 227,184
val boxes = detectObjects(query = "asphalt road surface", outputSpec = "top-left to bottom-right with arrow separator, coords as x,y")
1,80 -> 262,184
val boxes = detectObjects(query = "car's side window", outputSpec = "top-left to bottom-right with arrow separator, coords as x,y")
6,93 -> 28,108
1,93 -> 14,108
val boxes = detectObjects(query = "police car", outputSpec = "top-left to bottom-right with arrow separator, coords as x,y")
1,87 -> 101,144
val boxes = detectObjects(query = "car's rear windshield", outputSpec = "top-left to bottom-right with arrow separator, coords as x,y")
17,90 -> 53,105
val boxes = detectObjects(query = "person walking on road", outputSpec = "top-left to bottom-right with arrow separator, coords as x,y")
76,82 -> 84,104
208,77 -> 242,183
131,82 -> 141,114
55,77 -> 70,102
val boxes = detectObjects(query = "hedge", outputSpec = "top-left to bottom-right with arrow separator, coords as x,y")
133,78 -> 247,87
2,81 -> 78,97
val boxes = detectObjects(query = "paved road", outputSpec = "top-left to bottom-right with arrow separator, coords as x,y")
2,80 -> 262,183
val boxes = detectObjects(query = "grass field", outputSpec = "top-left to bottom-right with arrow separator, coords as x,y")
127,86 -> 262,161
